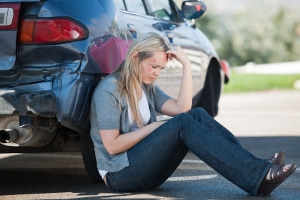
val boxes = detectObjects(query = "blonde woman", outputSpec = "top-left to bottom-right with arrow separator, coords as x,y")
90,32 -> 296,196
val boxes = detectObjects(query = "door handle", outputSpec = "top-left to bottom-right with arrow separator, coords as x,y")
127,23 -> 137,39
165,30 -> 173,44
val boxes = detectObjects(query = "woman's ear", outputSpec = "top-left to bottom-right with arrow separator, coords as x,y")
131,51 -> 139,61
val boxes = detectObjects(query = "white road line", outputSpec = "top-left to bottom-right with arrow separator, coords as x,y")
182,159 -> 204,164
183,159 -> 300,172
168,174 -> 217,181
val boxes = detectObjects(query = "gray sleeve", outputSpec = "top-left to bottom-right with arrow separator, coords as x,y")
153,85 -> 172,112
93,81 -> 121,130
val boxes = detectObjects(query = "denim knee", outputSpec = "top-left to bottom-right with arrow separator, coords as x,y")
189,107 -> 208,116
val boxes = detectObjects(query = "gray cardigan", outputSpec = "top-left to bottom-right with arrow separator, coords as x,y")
90,73 -> 171,172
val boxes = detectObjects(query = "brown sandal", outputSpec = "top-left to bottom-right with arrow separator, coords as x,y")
258,163 -> 297,196
269,150 -> 285,165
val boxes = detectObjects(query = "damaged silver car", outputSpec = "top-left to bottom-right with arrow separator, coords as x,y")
0,0 -> 229,182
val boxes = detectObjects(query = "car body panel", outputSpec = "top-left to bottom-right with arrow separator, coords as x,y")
0,0 -> 131,136
0,0 -> 227,152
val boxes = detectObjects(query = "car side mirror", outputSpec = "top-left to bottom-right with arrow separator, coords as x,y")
181,1 -> 206,20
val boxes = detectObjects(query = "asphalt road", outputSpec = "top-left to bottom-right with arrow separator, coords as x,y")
0,90 -> 299,200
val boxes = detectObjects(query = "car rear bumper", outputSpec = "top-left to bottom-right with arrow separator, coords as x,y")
0,89 -> 56,117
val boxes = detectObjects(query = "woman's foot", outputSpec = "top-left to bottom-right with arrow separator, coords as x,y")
269,151 -> 285,165
258,163 -> 297,196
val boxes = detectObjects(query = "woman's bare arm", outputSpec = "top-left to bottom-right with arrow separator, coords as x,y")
161,46 -> 193,116
100,121 -> 165,155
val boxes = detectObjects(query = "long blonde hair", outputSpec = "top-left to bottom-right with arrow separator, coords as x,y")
118,32 -> 170,128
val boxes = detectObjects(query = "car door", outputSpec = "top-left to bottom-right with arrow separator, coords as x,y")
114,0 -> 208,98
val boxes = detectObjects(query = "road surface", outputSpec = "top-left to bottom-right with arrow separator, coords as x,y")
0,90 -> 299,199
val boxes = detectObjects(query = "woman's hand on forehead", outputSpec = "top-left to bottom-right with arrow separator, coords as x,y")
166,46 -> 191,67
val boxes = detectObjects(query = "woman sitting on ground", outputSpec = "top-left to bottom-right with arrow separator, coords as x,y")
90,32 -> 297,196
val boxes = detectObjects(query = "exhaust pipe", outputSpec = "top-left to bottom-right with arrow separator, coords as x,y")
0,129 -> 19,143
0,116 -> 57,147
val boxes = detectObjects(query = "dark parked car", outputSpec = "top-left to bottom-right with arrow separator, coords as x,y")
0,0 -> 230,182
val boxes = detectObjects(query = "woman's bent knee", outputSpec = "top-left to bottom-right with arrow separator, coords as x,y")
192,107 -> 207,114
187,107 -> 209,120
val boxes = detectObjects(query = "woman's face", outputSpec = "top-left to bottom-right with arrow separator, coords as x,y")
139,51 -> 168,84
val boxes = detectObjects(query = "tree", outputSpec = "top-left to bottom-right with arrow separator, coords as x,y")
196,5 -> 300,66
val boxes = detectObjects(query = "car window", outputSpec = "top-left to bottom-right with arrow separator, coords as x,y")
173,0 -> 182,8
114,0 -> 146,15
147,0 -> 173,21
114,0 -> 175,21
114,0 -> 126,10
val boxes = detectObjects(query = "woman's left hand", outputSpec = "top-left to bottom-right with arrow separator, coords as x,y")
166,46 -> 191,68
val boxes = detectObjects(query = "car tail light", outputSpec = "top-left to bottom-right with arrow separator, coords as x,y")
220,59 -> 230,84
19,18 -> 88,44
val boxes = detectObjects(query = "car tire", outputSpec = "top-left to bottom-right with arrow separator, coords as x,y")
197,64 -> 221,117
81,130 -> 103,183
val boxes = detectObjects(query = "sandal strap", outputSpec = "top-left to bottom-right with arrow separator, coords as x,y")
266,164 -> 283,180
269,151 -> 285,165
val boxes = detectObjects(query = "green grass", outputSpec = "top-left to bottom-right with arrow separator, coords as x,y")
223,72 -> 300,93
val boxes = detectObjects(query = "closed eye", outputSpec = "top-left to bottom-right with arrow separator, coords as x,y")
152,65 -> 165,70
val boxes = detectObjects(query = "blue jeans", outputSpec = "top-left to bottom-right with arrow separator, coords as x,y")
105,108 -> 272,195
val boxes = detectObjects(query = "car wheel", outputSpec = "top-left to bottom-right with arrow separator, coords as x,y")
81,130 -> 103,183
197,64 -> 221,117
